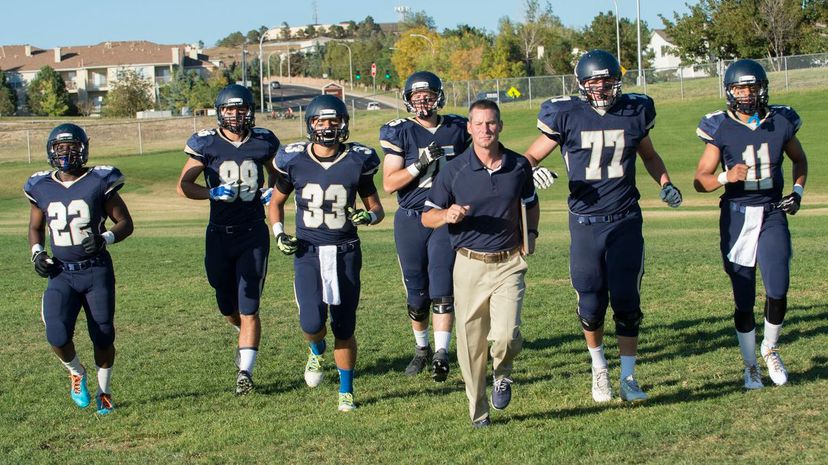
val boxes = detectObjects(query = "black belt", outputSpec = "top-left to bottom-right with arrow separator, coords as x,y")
572,207 -> 634,225
303,240 -> 360,253
400,208 -> 423,217
457,247 -> 519,264
58,255 -> 107,271
209,220 -> 263,234
727,200 -> 777,213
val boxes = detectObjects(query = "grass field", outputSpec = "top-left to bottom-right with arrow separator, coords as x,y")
0,90 -> 826,464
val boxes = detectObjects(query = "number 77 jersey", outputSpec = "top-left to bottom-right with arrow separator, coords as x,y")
536,93 -> 656,216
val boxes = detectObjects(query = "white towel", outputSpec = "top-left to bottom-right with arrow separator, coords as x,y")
727,205 -> 764,267
319,245 -> 340,305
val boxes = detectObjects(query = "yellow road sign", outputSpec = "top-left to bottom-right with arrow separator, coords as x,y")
507,86 -> 521,99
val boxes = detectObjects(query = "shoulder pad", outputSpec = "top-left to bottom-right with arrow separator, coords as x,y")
696,110 -> 727,143
349,143 -> 381,175
275,142 -> 307,172
185,130 -> 217,159
23,171 -> 52,196
91,165 -> 125,194
380,118 -> 411,154
251,127 -> 281,152
770,105 -> 802,133
625,93 -> 656,129
537,96 -> 577,137
442,114 -> 468,126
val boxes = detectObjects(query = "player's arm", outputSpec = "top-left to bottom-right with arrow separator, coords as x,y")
268,170 -> 299,255
784,136 -> 807,189
28,204 -> 47,250
693,143 -> 726,192
177,157 -> 209,200
382,154 -> 414,194
102,192 -> 134,243
524,135 -> 560,189
349,170 -> 385,225
637,136 -> 672,186
357,193 -> 385,225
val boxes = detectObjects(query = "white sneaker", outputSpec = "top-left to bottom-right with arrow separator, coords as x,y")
591,367 -> 612,402
619,375 -> 648,402
304,351 -> 324,388
743,364 -> 764,390
761,345 -> 788,386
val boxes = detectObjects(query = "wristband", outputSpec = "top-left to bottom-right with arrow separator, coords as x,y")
368,211 -> 378,225
793,184 -> 804,197
717,172 -> 729,185
101,231 -> 116,245
406,164 -> 421,177
528,229 -> 539,238
31,244 -> 44,262
272,222 -> 285,237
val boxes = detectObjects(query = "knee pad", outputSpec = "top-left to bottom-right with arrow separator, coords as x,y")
89,323 -> 116,347
432,296 -> 454,315
613,310 -> 643,337
733,308 -> 756,333
407,303 -> 430,322
577,308 -> 605,332
764,296 -> 787,325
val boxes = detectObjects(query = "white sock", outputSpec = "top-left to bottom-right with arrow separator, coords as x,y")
413,329 -> 429,348
239,349 -> 257,374
434,331 -> 452,352
96,365 -> 113,395
736,329 -> 757,367
762,320 -> 783,350
620,355 -> 636,380
588,344 -> 608,370
60,355 -> 85,376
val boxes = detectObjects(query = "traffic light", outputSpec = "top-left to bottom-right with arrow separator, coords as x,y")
355,70 -> 361,80
384,69 -> 391,79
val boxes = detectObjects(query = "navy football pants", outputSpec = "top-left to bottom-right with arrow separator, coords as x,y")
394,208 -> 455,309
205,221 -> 269,316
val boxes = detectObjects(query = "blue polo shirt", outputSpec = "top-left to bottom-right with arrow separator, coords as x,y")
424,143 -> 537,252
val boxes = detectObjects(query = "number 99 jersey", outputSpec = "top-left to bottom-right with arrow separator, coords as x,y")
696,105 -> 801,205
536,94 -> 656,216
274,141 -> 380,245
185,127 -> 280,225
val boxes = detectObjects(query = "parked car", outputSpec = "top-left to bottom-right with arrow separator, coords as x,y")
475,90 -> 518,102
270,81 -> 281,89
366,101 -> 381,111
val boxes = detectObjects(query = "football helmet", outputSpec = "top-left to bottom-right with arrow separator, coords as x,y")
215,84 -> 255,134
46,123 -> 89,171
403,71 -> 445,118
724,59 -> 769,115
305,94 -> 350,146
575,50 -> 623,110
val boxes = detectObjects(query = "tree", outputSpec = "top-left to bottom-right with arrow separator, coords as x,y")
158,67 -> 195,113
27,66 -> 72,116
516,0 -> 563,75
328,24 -> 346,39
280,22 -> 292,40
754,0 -> 803,61
478,18 -> 525,78
401,10 -> 436,31
246,26 -> 269,44
357,16 -> 381,39
102,69 -> 154,117
580,11 -> 653,69
304,25 -> 318,38
216,31 -> 245,47
0,70 -> 17,116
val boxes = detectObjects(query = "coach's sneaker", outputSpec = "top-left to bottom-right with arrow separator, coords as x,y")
761,344 -> 788,386
69,370 -> 90,408
431,349 -> 449,382
591,367 -> 613,402
491,376 -> 513,410
338,392 -> 356,412
235,370 -> 254,396
304,351 -> 324,387
619,375 -> 648,402
743,364 -> 764,390
96,392 -> 114,415
405,345 -> 432,376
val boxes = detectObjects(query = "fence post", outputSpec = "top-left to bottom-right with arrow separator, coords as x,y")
679,68 -> 684,100
351,99 -> 356,130
137,121 -> 143,155
561,75 -> 566,95
495,79 -> 501,105
784,55 -> 789,91
193,116 -> 197,132
528,77 -> 533,109
298,105 -> 303,138
26,130 -> 32,163
452,82 -> 457,108
396,91 -> 400,119
717,60 -> 723,99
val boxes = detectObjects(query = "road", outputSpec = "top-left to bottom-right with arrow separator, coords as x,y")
263,84 -> 395,112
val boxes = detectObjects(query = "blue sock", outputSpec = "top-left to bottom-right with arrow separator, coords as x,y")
309,339 -> 326,356
338,368 -> 354,394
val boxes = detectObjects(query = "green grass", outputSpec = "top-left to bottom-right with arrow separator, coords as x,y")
0,90 -> 826,464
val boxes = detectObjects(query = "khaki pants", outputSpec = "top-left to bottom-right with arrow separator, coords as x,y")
453,251 -> 527,422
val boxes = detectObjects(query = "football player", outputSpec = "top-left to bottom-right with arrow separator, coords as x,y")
25,123 -> 134,415
693,59 -> 807,389
177,84 -> 280,395
524,50 -> 682,403
269,94 -> 384,412
379,71 -> 471,382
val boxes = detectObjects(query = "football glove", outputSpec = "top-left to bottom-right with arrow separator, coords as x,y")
276,233 -> 299,255
659,182 -> 683,208
346,206 -> 374,226
776,191 -> 801,215
209,184 -> 235,201
32,251 -> 57,278
532,166 -> 558,189
81,234 -> 107,255
260,187 -> 273,206
413,142 -> 445,172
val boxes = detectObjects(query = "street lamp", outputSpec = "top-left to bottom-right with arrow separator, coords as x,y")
610,0 -> 621,65
331,41 -> 353,90
636,0 -> 645,87
409,33 -> 435,56
258,28 -> 271,113
266,50 -> 281,112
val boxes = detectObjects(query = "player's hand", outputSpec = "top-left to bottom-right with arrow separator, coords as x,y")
32,251 -> 57,278
532,166 -> 558,189
776,192 -> 801,215
260,187 -> 273,206
81,233 -> 107,254
727,164 -> 749,183
209,184 -> 235,201
276,233 -> 299,255
346,206 -> 373,226
659,182 -> 682,208
414,142 -> 445,171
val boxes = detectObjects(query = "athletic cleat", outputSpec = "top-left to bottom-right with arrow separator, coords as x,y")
591,367 -> 613,402
96,393 -> 114,415
69,370 -> 90,408
619,375 -> 648,402
491,376 -> 513,410
472,417 -> 491,429
304,351 -> 324,387
761,345 -> 788,386
338,392 -> 356,412
743,364 -> 764,390
235,370 -> 254,396
431,349 -> 449,382
405,345 -> 432,376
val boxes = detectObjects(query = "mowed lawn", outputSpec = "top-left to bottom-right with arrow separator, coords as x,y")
0,89 -> 826,464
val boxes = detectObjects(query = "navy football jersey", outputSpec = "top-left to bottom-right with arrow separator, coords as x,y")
537,94 -> 656,215
185,127 -> 280,225
379,114 -> 471,210
24,166 -> 124,262
696,105 -> 801,205
275,141 -> 380,246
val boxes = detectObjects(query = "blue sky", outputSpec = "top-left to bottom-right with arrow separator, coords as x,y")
0,0 -> 691,49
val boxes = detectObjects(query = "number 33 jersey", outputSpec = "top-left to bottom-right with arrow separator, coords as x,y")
185,127 -> 281,225
537,94 -> 656,216
274,141 -> 380,246
696,106 -> 801,205
24,166 -> 124,262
